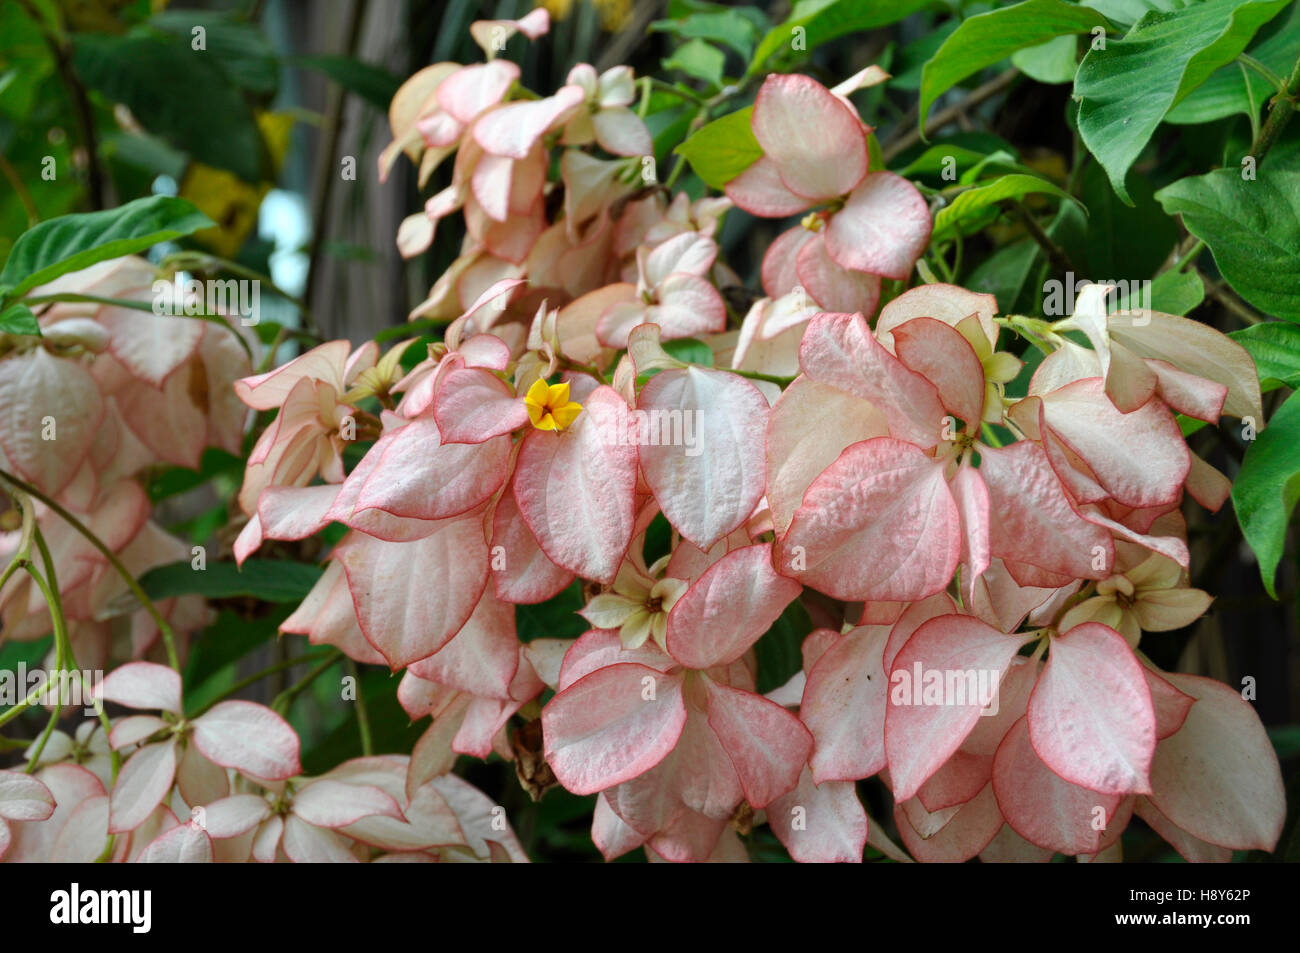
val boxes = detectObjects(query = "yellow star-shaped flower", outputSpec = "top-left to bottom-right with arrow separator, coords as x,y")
524,378 -> 583,432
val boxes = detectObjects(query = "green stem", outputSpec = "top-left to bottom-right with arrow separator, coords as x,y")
22,535 -> 67,764
161,251 -> 314,326
1240,62 -> 1263,146
1011,201 -> 1078,277
0,469 -> 181,671
1238,53 -> 1287,95
1249,49 -> 1300,162
189,652 -> 330,718
647,77 -> 707,105
1170,238 -> 1206,273
24,528 -> 121,780
20,293 -> 255,362
663,76 -> 759,190
558,356 -> 609,386
346,660 -> 373,756
0,483 -> 37,593
272,650 -> 343,716
729,367 -> 796,387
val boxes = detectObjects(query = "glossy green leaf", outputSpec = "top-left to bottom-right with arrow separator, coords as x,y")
1075,0 -> 1290,203
750,0 -> 930,73
1156,167 -> 1300,321
1011,33 -> 1081,85
1166,2 -> 1300,124
1078,160 -> 1178,278
920,0 -> 1109,128
292,54 -> 402,111
673,107 -> 760,189
151,12 -> 278,95
1232,389 -> 1300,598
662,38 -> 727,87
0,301 -> 39,335
0,196 -> 213,300
72,30 -> 265,182
753,599 -> 813,694
515,582 -> 587,644
934,173 -> 1080,239
651,10 -> 763,58
139,559 -> 324,603
1140,267 -> 1205,316
1231,321 -> 1300,389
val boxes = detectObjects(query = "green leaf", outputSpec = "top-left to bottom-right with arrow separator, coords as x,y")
968,237 -> 1040,312
1231,321 -> 1300,389
651,10 -> 762,58
72,30 -> 265,182
673,107 -> 761,189
1011,33 -> 1082,85
1268,723 -> 1300,760
1156,167 -> 1300,322
515,582 -> 587,644
145,447 -> 244,502
301,666 -> 425,773
0,301 -> 39,335
151,11 -> 279,95
920,0 -> 1109,129
1232,389 -> 1300,598
1075,0 -> 1291,204
890,18 -> 960,92
753,599 -> 813,694
662,38 -> 727,87
1130,267 -> 1205,316
0,196 -> 213,300
750,0 -> 930,73
1083,0 -> 1182,27
896,144 -> 991,180
0,635 -> 51,679
1078,160 -> 1178,278
291,54 -> 402,111
934,173 -> 1081,239
664,337 -> 714,366
182,607 -> 292,706
139,559 -> 323,603
1166,2 -> 1300,124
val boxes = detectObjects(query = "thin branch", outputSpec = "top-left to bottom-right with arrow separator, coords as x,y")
303,0 -> 369,329
1010,201 -> 1079,277
0,155 -> 39,227
1249,49 -> 1300,163
882,70 -> 1019,163
346,659 -> 372,756
0,469 -> 181,671
272,650 -> 344,715
1206,278 -> 1261,327
15,0 -> 105,209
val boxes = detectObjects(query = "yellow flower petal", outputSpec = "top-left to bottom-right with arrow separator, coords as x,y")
524,377 -> 551,409
550,401 -> 583,430
547,380 -> 571,406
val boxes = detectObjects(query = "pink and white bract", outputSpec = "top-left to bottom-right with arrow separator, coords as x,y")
0,10 -> 1283,865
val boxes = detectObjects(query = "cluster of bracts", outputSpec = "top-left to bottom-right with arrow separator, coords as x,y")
0,10 -> 1283,862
